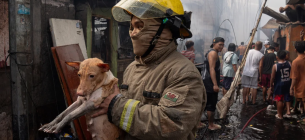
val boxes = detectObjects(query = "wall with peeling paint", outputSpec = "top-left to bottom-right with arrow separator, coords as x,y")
8,0 -> 75,139
0,0 -> 9,68
0,0 -> 12,140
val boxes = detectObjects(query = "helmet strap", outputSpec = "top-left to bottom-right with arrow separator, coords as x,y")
141,18 -> 168,58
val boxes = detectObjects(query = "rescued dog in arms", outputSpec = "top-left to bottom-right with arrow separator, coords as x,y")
39,58 -> 123,140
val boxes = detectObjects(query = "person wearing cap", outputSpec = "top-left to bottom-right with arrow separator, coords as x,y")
202,37 -> 224,130
91,0 -> 206,139
222,43 -> 239,95
262,40 -> 270,54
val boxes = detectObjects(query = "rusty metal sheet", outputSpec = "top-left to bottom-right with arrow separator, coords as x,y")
51,44 -> 92,140
262,19 -> 280,29
279,24 -> 305,61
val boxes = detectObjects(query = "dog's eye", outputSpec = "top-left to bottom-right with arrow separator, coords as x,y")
89,75 -> 94,78
78,74 -> 81,77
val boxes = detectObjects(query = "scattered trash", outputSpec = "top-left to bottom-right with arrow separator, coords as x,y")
249,126 -> 264,132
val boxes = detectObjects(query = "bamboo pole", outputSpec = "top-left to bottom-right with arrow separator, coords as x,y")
216,0 -> 268,118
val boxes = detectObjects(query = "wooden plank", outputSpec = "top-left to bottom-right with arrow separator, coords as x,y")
51,44 -> 92,140
263,6 -> 290,22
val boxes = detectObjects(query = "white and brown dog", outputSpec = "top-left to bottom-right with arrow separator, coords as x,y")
39,58 -> 123,140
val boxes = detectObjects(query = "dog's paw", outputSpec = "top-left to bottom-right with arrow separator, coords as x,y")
43,124 -> 60,133
39,122 -> 54,131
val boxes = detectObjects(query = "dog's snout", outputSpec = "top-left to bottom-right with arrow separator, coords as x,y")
76,90 -> 84,96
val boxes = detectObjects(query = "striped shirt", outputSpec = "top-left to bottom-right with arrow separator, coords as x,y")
181,50 -> 195,62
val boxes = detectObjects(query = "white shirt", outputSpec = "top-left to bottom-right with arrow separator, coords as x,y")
243,49 -> 264,77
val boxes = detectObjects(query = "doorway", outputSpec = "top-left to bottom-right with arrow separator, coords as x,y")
92,16 -> 112,64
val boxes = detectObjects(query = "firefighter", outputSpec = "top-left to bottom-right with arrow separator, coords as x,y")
92,0 -> 206,139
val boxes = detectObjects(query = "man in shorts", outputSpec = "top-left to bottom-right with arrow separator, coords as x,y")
270,50 -> 292,119
261,47 -> 276,104
290,41 -> 305,121
222,43 -> 238,95
241,41 -> 264,105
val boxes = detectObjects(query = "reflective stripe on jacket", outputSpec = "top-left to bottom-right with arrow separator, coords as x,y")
110,41 -> 207,140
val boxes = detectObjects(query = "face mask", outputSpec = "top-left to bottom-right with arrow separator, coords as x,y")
129,18 -> 172,57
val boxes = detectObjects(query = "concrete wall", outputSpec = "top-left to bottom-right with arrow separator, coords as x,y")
0,1 -> 12,139
0,69 -> 12,140
9,0 -> 75,139
0,0 -> 9,68
32,0 -> 75,139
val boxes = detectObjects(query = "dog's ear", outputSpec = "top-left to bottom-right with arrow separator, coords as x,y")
97,63 -> 110,72
66,61 -> 81,70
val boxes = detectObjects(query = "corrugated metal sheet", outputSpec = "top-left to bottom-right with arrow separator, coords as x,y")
0,0 -> 9,68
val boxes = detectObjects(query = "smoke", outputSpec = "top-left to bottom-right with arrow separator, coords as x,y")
179,0 -> 267,61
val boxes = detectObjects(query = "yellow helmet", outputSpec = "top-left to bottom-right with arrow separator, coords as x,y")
112,0 -> 192,38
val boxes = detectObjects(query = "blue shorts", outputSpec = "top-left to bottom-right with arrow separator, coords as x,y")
223,77 -> 233,90
274,85 -> 291,102
284,94 -> 292,102
239,55 -> 243,61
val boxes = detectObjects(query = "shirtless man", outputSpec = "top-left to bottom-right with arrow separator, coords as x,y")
237,42 -> 246,62
280,3 -> 305,23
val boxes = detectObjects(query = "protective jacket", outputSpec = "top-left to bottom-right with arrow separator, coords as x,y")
109,41 -> 206,140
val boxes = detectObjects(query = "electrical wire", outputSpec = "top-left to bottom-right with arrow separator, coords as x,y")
10,55 -> 37,108
10,3 -> 37,109
215,19 -> 238,45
